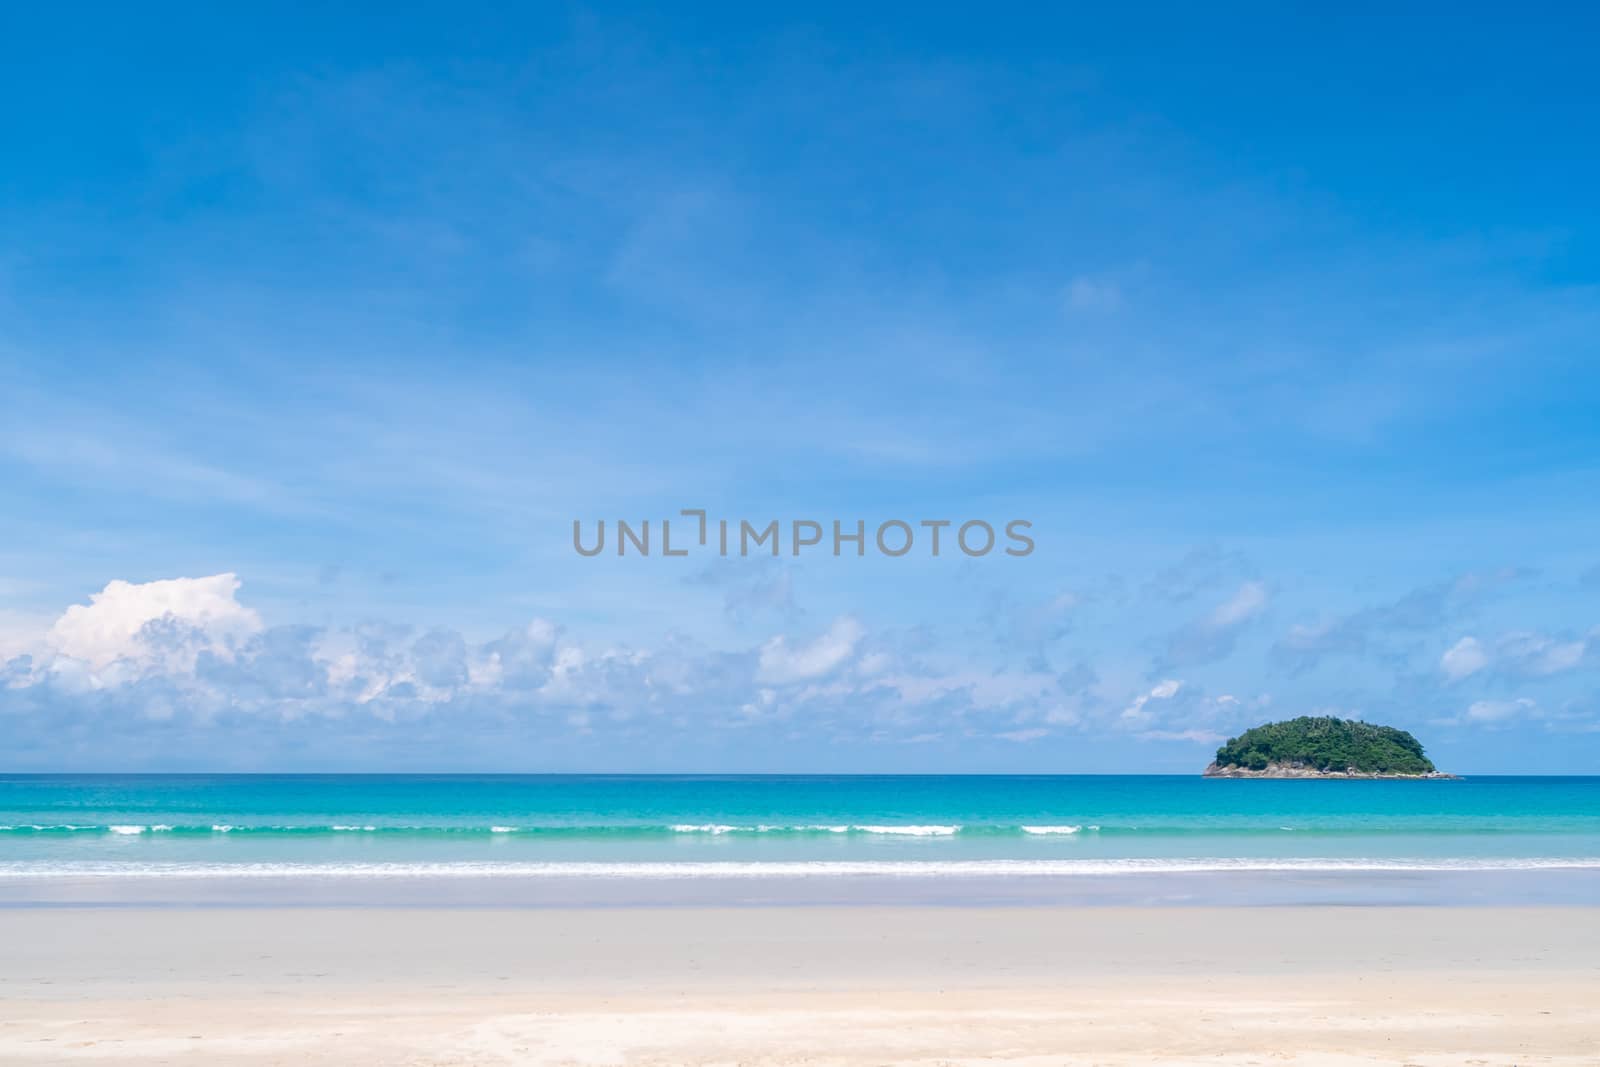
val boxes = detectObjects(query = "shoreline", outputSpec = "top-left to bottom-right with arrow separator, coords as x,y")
5,866 -> 1600,908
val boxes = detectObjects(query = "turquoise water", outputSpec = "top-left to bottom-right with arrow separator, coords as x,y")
3,775 -> 1598,880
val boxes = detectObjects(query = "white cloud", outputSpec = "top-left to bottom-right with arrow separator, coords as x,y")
12,580 -> 1033,744
1207,581 -> 1268,628
1497,631 -> 1587,677
1117,679 -> 1270,741
1165,581 -> 1268,666
1120,679 -> 1183,725
1440,636 -> 1488,681
1465,698 -> 1537,723
1435,630 -> 1594,684
10,563 -> 1586,762
47,574 -> 263,671
756,616 -> 864,685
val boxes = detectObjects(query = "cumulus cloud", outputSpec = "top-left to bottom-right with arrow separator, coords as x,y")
1119,679 -> 1183,726
9,576 -> 1111,764
7,565 -> 1593,767
8,582 -> 919,753
1494,631 -> 1588,677
472,619 -> 562,691
756,616 -> 864,685
1435,629 -> 1594,683
1440,636 -> 1488,681
1117,678 -> 1269,743
1430,696 -> 1547,729
47,574 -> 263,672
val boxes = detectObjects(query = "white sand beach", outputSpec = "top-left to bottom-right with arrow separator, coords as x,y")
3,906 -> 1596,1065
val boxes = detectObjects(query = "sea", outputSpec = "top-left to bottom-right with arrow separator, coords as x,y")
3,774 -> 1597,906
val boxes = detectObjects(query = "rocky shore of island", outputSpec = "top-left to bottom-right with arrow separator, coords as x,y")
1203,760 -> 1460,780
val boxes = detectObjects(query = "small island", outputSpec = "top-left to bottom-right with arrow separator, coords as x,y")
1204,716 -> 1456,779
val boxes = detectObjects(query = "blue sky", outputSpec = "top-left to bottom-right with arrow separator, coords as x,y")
2,5 -> 1598,772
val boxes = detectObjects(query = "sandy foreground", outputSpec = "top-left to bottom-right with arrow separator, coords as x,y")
2,906 -> 1597,1066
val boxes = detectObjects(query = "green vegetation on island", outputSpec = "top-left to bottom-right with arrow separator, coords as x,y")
1205,716 -> 1445,778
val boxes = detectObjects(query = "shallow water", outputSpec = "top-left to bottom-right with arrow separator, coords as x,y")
2,774 -> 1597,903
